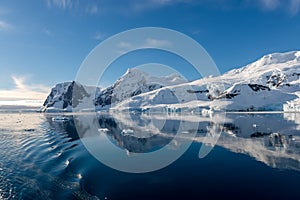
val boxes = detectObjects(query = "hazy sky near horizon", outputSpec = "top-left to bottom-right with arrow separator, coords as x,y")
1,0 -> 300,100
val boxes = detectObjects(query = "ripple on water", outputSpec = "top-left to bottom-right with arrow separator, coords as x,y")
0,113 -> 96,199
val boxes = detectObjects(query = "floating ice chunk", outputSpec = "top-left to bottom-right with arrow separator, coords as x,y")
76,174 -> 82,179
121,129 -> 134,135
98,128 -> 109,133
52,116 -> 70,122
65,160 -> 70,166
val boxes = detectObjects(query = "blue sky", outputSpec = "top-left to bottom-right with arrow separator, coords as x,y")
1,0 -> 300,100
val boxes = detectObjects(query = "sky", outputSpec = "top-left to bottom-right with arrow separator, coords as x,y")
1,0 -> 300,101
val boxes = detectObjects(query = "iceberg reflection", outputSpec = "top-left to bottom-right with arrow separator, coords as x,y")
49,112 -> 300,171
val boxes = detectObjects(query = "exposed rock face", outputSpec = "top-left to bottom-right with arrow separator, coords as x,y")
94,68 -> 185,108
248,84 -> 270,92
42,68 -> 186,111
94,83 -> 164,108
41,81 -> 90,112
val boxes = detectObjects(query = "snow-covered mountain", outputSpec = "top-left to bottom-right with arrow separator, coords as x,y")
42,68 -> 187,112
42,50 -> 300,112
40,82 -> 74,112
40,81 -> 98,112
94,68 -> 187,109
115,51 -> 300,112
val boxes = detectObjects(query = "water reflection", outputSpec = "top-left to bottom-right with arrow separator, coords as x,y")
284,112 -> 300,130
1,112 -> 300,199
50,112 -> 300,171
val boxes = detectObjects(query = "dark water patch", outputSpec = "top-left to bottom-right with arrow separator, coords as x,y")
24,128 -> 36,132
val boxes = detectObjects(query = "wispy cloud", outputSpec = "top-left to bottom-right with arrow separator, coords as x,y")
191,29 -> 202,36
118,41 -> 133,49
289,0 -> 300,15
117,38 -> 173,54
118,38 -> 172,49
0,20 -> 14,31
145,38 -> 172,48
46,0 -> 76,9
256,0 -> 300,15
11,76 -> 26,90
128,0 -> 194,12
45,0 -> 300,16
138,0 -> 300,15
85,3 -> 101,14
43,28 -> 54,37
258,0 -> 280,10
46,0 -> 192,15
0,75 -> 50,101
91,31 -> 106,40
46,0 -> 102,14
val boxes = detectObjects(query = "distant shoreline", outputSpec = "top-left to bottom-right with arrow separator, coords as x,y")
1,109 -> 299,115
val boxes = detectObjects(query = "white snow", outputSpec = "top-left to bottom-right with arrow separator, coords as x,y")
112,51 -> 300,112
283,98 -> 300,112
110,68 -> 187,105
42,50 -> 300,112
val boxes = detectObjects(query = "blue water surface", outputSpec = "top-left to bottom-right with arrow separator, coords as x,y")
0,112 -> 300,199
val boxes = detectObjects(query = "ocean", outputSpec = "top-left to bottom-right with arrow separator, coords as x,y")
0,110 -> 300,199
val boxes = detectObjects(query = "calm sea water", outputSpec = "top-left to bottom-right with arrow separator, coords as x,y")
0,111 -> 300,199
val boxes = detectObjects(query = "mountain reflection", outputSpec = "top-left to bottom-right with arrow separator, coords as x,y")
47,112 -> 300,171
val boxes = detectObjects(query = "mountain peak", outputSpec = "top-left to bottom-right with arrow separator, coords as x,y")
260,51 -> 300,65
225,50 -> 300,78
123,68 -> 148,77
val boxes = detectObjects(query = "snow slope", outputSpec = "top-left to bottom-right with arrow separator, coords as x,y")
42,50 -> 300,112
40,82 -> 74,112
40,81 -> 100,112
42,68 -> 187,112
94,68 -> 187,109
114,51 -> 300,112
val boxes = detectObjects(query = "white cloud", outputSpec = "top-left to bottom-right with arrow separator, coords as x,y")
191,29 -> 202,36
0,76 -> 50,101
11,76 -> 26,90
118,42 -> 133,49
289,0 -> 300,15
117,38 -> 172,54
86,4 -> 101,14
47,0 -> 76,9
46,0 -> 192,14
47,0 -> 102,15
90,5 -> 98,14
120,38 -> 172,48
151,0 -> 194,6
255,0 -> 300,14
0,20 -> 13,31
258,0 -> 280,10
141,0 -> 300,15
131,0 -> 193,12
92,31 -> 106,40
145,38 -> 172,48
124,0 -> 300,15
45,0 -> 300,16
